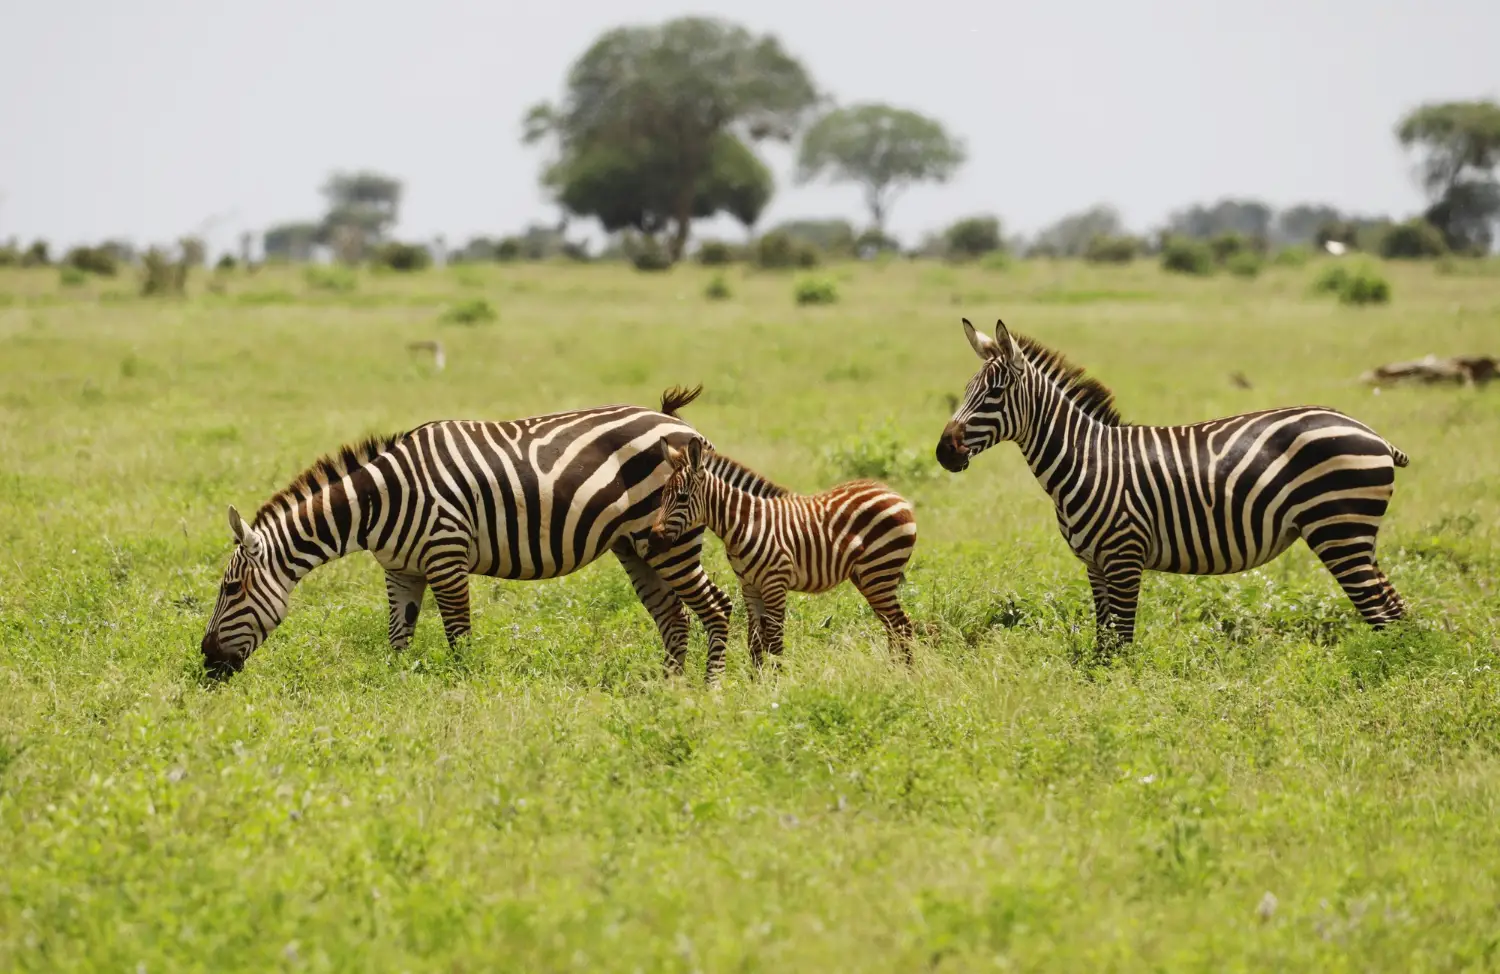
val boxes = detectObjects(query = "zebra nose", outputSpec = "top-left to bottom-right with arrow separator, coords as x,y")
936,423 -> 970,472
200,632 -> 243,678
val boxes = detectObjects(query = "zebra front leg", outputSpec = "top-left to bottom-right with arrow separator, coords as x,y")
383,569 -> 428,651
612,539 -> 691,677
1095,559 -> 1144,659
647,529 -> 733,685
425,561 -> 473,647
852,569 -> 914,665
740,578 -> 768,673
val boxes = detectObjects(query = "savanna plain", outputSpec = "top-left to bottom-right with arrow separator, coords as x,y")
2,256 -> 1499,972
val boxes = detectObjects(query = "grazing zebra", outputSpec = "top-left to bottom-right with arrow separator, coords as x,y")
935,318 -> 1410,653
201,386 -> 734,681
646,436 -> 917,669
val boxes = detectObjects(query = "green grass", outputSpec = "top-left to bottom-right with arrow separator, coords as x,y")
2,257 -> 1499,971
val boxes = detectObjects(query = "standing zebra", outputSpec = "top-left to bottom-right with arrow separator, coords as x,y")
935,318 -> 1410,653
201,386 -> 734,681
646,436 -> 917,669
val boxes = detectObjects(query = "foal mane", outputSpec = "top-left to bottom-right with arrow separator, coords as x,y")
1012,333 -> 1125,426
704,452 -> 792,499
254,431 -> 408,524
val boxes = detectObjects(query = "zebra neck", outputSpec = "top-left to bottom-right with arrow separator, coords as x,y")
259,475 -> 373,584
1014,374 -> 1110,499
701,468 -> 765,551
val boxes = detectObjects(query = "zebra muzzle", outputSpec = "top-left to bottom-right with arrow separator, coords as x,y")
936,425 -> 971,472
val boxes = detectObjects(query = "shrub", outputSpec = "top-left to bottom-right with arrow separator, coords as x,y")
704,274 -> 732,301
793,275 -> 838,306
215,254 -> 237,272
0,241 -> 20,266
1338,266 -> 1391,306
139,247 -> 187,297
1271,246 -> 1311,268
629,237 -> 673,272
822,424 -> 930,483
495,238 -> 522,262
943,216 -> 1003,258
979,250 -> 1012,272
1160,237 -> 1214,276
370,241 -> 432,272
1083,235 -> 1140,264
695,240 -> 737,266
1311,264 -> 1351,295
1225,251 -> 1262,278
304,265 -> 357,293
59,266 -> 88,288
21,240 -> 50,267
854,228 -> 900,257
64,246 -> 117,276
440,297 -> 497,325
1378,219 -> 1448,259
755,230 -> 819,270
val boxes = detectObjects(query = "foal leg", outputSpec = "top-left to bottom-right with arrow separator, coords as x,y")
852,568 -> 914,665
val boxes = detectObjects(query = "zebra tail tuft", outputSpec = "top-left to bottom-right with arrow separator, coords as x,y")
660,383 -> 704,417
1390,443 -> 1410,468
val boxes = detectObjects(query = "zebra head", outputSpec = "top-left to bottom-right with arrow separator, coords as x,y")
200,505 -> 291,677
937,317 -> 1027,473
647,435 -> 708,555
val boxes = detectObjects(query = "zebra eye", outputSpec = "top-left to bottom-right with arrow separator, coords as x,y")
224,580 -> 243,597
676,489 -> 691,502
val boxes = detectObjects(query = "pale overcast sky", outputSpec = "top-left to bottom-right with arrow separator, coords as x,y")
1,0 -> 1496,255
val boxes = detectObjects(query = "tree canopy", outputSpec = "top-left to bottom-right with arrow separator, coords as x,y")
795,104 -> 965,232
1029,204 -> 1124,257
525,16 -> 819,261
1397,100 -> 1500,253
319,171 -> 402,261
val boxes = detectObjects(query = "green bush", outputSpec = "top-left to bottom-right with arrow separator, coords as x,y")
979,250 -> 1012,272
370,241 -> 432,272
1311,264 -> 1351,295
1160,238 -> 1214,276
59,266 -> 88,288
1225,251 -> 1262,278
695,240 -> 738,266
1378,219 -> 1448,259
21,240 -> 50,267
1271,246 -> 1311,268
943,216 -> 1003,258
1083,235 -> 1140,264
139,248 -> 187,297
304,265 -> 358,293
1338,267 -> 1392,306
630,239 -> 673,272
1208,232 -> 1264,264
793,275 -> 838,306
494,238 -> 522,262
64,246 -> 117,276
854,228 -> 901,256
704,273 -> 732,301
215,254 -> 237,272
755,231 -> 819,270
440,297 -> 497,325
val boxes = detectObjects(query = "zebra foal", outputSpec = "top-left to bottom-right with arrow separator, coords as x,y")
646,436 -> 917,669
201,386 -> 734,681
935,318 -> 1410,654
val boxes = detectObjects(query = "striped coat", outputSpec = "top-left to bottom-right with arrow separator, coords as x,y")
936,318 -> 1409,653
201,387 -> 733,680
647,436 -> 917,668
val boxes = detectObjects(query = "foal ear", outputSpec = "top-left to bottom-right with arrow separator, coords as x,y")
963,317 -> 1000,361
685,436 -> 705,469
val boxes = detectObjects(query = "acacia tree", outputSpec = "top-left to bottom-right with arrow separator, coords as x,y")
524,17 -> 818,261
1397,100 -> 1500,253
1030,204 -> 1124,257
320,171 -> 403,261
795,104 -> 965,233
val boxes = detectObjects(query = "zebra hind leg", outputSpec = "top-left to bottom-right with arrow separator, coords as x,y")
739,578 -> 769,673
383,569 -> 428,651
1304,527 -> 1408,628
611,539 -> 691,677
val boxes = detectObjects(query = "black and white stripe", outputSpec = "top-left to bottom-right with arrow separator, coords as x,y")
936,318 -> 1410,653
202,386 -> 733,680
648,436 -> 917,669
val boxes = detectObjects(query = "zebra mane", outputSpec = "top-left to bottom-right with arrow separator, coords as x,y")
705,452 -> 792,499
254,432 -> 408,524
1013,333 -> 1124,426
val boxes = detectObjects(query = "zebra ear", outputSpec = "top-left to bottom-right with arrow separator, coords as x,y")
659,440 -> 683,467
228,505 -> 263,557
994,318 -> 1018,365
685,436 -> 705,469
963,317 -> 1000,361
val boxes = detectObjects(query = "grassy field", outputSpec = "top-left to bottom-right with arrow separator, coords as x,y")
2,254 -> 1499,971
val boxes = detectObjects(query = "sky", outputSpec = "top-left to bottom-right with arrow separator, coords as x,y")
1,0 -> 1497,256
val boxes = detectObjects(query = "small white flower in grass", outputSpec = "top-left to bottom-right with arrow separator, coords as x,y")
1139,774 -> 1156,785
1257,891 -> 1278,922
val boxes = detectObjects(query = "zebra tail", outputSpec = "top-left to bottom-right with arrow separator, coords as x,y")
660,383 -> 704,417
1389,443 -> 1410,468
